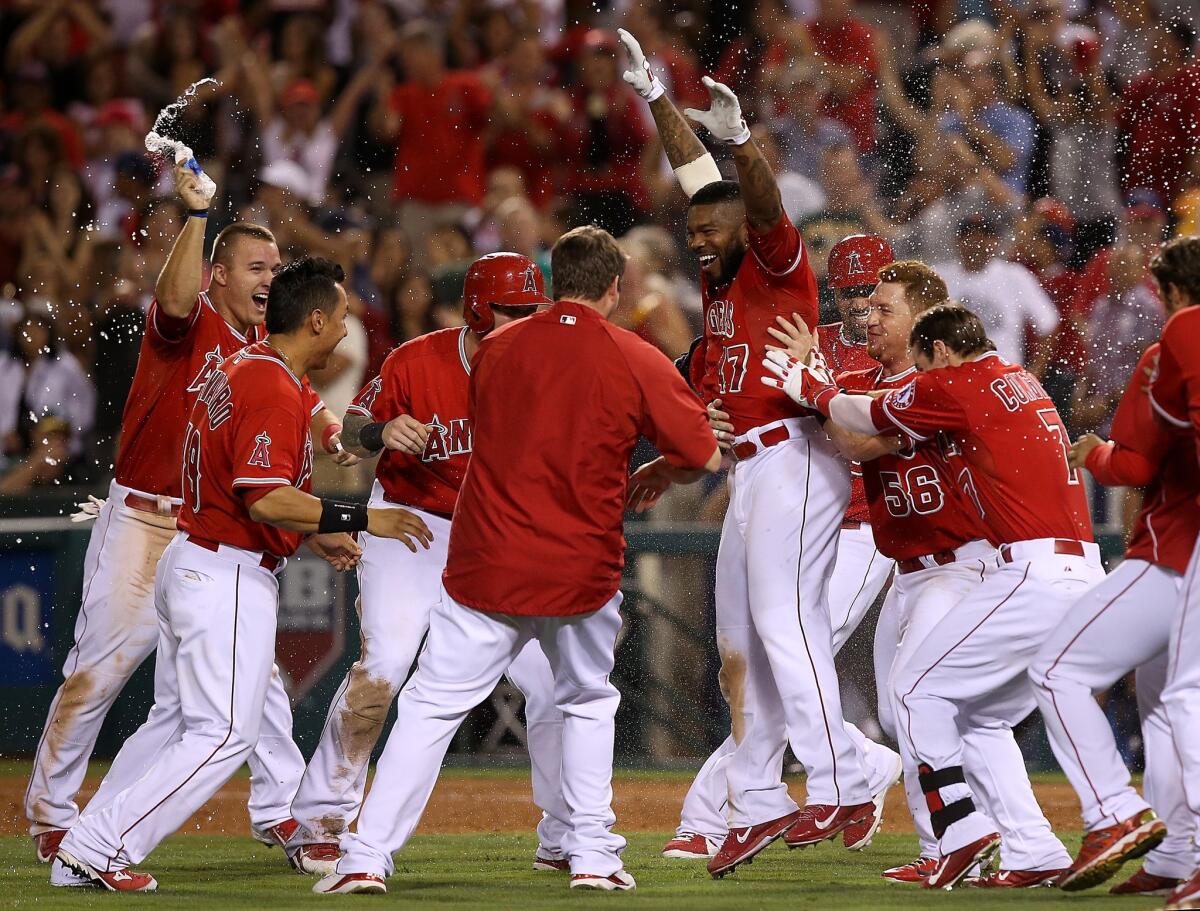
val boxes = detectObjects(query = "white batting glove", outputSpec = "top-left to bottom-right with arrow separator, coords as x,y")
761,350 -> 839,416
618,29 -> 665,102
684,76 -> 751,145
70,495 -> 106,523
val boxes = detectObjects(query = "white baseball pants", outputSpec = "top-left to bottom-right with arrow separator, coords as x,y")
291,500 -> 568,855
675,522 -> 895,839
338,590 -> 625,878
718,422 -> 875,824
893,540 -> 1104,865
1030,558 -> 1196,875
1163,536 -> 1200,856
884,542 -> 1069,869
25,482 -> 303,837
60,535 -> 285,869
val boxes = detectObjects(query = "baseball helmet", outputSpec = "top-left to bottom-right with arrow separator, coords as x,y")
462,252 -> 551,334
827,234 -> 894,289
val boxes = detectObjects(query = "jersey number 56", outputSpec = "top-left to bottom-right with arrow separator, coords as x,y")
879,465 -> 945,518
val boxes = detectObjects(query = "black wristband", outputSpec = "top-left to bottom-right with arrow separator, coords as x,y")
674,335 -> 704,388
318,499 -> 369,534
358,421 -> 386,453
188,209 -> 209,218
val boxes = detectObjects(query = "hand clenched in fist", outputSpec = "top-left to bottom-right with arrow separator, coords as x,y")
383,414 -> 431,455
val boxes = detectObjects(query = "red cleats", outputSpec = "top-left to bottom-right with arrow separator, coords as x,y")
1058,809 -> 1166,892
56,849 -> 157,892
290,842 -> 341,876
313,872 -> 387,895
34,829 -> 66,863
570,870 -> 636,891
1164,869 -> 1200,910
881,856 -> 938,884
661,832 -> 719,859
257,817 -> 301,848
783,802 -> 875,850
924,832 -> 1001,891
967,867 -> 1066,888
707,811 -> 800,879
1109,868 -> 1182,896
533,854 -> 570,872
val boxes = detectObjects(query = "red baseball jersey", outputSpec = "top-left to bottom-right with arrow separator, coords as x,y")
869,352 -> 1094,546
695,213 -> 820,435
347,327 -> 472,517
115,293 -> 266,498
1150,307 -> 1200,463
841,366 -> 986,560
444,300 -> 716,617
178,341 -> 316,559
820,322 -> 878,526
1087,343 -> 1200,574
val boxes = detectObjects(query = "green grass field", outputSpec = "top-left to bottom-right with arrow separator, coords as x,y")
1,831 -> 1165,910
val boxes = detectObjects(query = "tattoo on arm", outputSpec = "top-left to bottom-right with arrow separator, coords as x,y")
732,140 -> 783,232
649,95 -> 707,169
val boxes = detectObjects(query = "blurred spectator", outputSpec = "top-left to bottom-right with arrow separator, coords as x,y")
753,124 -> 826,222
615,235 -> 692,357
0,313 -> 95,468
0,415 -> 75,493
767,61 -> 853,180
935,214 -> 1059,370
807,0 -> 880,151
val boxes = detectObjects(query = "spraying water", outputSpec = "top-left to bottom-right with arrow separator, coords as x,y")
144,78 -> 220,202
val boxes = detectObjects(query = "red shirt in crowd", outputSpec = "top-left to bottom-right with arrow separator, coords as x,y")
179,342 -> 317,559
1150,306 -> 1200,464
1120,62 -> 1200,204
1087,343 -> 1200,574
869,352 -> 1094,546
115,293 -> 266,498
391,72 -> 491,205
694,213 -> 819,436
842,365 -> 986,561
806,16 -> 879,152
443,300 -> 715,617
819,322 -> 877,525
347,326 -> 474,518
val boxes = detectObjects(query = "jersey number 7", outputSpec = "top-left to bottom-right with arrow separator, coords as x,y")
1037,408 -> 1081,486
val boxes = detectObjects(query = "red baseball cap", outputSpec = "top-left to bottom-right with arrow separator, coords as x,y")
827,234 -> 894,289
462,252 -> 551,334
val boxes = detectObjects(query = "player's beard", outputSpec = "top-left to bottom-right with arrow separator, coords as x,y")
713,244 -> 746,287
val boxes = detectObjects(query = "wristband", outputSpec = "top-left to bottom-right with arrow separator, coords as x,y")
643,78 -> 665,103
322,422 -> 342,454
318,498 -> 368,534
811,385 -> 839,419
188,209 -> 209,218
726,121 -> 752,146
674,154 -> 723,198
358,421 -> 386,453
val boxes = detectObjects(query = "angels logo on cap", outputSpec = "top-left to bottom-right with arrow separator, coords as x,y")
846,250 -> 865,277
522,266 -> 538,294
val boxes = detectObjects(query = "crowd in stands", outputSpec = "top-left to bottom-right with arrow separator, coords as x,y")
0,0 -> 1197,504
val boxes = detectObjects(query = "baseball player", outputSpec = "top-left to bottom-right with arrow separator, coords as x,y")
1144,237 -> 1200,911
766,304 -> 1102,890
289,253 -> 571,875
620,30 -> 892,878
52,258 -> 433,891
26,163 -> 352,867
1028,274 -> 1198,894
661,234 -> 900,862
314,226 -> 720,895
776,264 -> 1082,887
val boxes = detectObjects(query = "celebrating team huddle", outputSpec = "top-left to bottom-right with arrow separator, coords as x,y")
22,26 -> 1200,911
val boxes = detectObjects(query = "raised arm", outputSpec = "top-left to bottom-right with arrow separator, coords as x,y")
154,163 -> 212,318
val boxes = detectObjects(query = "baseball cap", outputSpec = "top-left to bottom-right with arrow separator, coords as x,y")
827,234 -> 894,289
281,80 -> 319,108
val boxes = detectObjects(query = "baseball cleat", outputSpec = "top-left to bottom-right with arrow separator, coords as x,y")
56,849 -> 158,892
533,854 -> 570,872
254,817 -> 301,848
34,829 -> 67,863
783,802 -> 875,850
924,832 -> 1001,891
707,810 -> 801,878
1109,868 -> 1182,896
966,867 -> 1066,888
50,856 -> 96,888
1058,808 -> 1166,892
1164,869 -> 1200,910
290,842 -> 342,876
313,872 -> 387,895
661,832 -> 720,859
881,856 -> 938,883
569,870 -> 636,891
843,752 -> 903,850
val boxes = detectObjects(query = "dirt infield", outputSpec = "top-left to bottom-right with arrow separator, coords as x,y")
0,769 -> 1084,838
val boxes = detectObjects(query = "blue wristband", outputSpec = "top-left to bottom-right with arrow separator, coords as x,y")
188,209 -> 209,219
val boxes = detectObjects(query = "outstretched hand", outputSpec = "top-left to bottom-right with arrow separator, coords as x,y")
683,77 -> 751,145
618,29 -> 664,102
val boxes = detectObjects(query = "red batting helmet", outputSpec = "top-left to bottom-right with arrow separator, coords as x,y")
462,252 -> 551,334
827,235 -> 894,289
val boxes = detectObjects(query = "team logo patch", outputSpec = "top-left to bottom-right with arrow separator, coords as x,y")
248,432 -> 272,468
890,381 -> 917,411
523,266 -> 538,293
186,348 -> 225,393
846,250 -> 865,276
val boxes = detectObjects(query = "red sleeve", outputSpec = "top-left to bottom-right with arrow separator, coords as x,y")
688,336 -> 708,393
232,405 -> 304,506
747,211 -> 806,281
147,296 -> 202,344
869,372 -> 969,440
348,357 -> 407,422
836,368 -> 876,393
1151,311 -> 1200,432
1085,441 -> 1159,487
623,334 -> 716,470
1107,345 -> 1172,464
